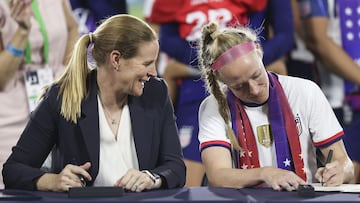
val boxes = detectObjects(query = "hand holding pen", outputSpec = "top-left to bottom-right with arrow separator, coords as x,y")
321,149 -> 333,186
314,149 -> 345,187
36,161 -> 92,192
70,159 -> 92,187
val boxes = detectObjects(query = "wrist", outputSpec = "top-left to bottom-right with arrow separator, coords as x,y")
36,173 -> 56,191
142,170 -> 162,189
6,44 -> 25,57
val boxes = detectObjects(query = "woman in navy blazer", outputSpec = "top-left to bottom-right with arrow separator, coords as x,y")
2,14 -> 186,192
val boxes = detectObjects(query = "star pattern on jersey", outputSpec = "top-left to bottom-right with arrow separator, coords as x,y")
240,151 -> 245,157
241,163 -> 248,169
283,158 -> 291,167
239,149 -> 256,170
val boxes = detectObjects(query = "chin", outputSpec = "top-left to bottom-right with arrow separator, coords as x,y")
250,97 -> 267,105
133,89 -> 144,97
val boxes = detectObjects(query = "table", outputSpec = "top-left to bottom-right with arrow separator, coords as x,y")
1,186 -> 360,202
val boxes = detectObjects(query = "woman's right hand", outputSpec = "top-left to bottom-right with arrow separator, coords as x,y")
260,166 -> 306,191
9,0 -> 32,31
36,162 -> 92,192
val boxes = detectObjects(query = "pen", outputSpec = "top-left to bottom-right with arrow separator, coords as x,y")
321,149 -> 333,186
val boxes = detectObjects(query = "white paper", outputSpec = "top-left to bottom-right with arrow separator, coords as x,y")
311,183 -> 360,193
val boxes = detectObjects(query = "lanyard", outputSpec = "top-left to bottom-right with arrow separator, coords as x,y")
25,0 -> 49,64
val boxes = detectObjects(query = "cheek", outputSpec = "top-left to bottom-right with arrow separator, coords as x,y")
230,88 -> 246,99
256,74 -> 268,87
133,66 -> 148,76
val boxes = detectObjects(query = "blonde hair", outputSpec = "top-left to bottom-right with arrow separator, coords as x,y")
199,22 -> 259,151
41,14 -> 157,123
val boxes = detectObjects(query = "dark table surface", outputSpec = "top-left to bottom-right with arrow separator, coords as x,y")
1,186 -> 360,202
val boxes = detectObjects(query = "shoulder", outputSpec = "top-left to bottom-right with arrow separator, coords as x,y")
139,77 -> 169,104
199,95 -> 219,115
278,74 -> 321,92
41,83 -> 62,109
278,75 -> 326,107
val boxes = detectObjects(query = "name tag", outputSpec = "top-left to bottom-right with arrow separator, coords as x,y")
24,66 -> 53,112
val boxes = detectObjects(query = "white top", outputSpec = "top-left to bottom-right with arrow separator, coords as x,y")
94,97 -> 139,186
198,75 -> 344,183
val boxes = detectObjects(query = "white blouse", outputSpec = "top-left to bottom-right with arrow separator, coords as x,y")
94,96 -> 139,186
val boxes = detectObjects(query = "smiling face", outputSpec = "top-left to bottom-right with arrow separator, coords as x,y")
217,49 -> 269,104
112,40 -> 159,96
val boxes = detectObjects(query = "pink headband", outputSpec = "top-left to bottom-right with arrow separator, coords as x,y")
211,42 -> 256,71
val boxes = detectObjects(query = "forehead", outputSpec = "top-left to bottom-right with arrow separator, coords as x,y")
136,40 -> 159,57
122,40 -> 159,67
218,51 -> 262,83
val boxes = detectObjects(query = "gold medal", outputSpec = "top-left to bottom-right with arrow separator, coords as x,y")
256,124 -> 273,147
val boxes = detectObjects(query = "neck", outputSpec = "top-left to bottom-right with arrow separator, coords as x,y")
99,92 -> 127,110
97,75 -> 127,110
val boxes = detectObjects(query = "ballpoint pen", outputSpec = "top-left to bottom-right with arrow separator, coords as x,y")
321,149 -> 333,186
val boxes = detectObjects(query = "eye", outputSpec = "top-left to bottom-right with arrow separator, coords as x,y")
143,61 -> 154,67
252,71 -> 262,80
233,84 -> 245,91
253,74 -> 260,80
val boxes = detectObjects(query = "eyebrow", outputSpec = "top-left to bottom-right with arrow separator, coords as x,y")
143,60 -> 155,66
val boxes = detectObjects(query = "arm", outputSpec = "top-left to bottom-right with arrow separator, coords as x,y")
62,0 -> 79,65
202,146 -> 305,191
302,17 -> 360,85
249,0 -> 294,66
202,146 -> 262,188
36,162 -> 91,192
2,87 -> 58,190
291,0 -> 304,40
0,1 -> 31,90
159,23 -> 198,66
199,97 -> 305,191
153,79 -> 186,188
2,86 -> 91,191
316,140 -> 354,186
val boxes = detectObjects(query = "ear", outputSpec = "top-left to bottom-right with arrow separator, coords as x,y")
255,43 -> 263,58
109,50 -> 121,70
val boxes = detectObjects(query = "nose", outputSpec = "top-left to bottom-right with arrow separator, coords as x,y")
147,64 -> 158,78
248,79 -> 260,95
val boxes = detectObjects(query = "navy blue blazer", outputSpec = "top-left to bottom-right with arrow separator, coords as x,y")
3,70 -> 186,190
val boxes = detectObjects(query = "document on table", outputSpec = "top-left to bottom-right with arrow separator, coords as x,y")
311,183 -> 360,193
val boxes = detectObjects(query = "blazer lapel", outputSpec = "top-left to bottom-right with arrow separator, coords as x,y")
129,96 -> 153,169
78,71 -> 100,176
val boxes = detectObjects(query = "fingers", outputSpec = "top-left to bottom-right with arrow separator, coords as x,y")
271,179 -> 301,191
9,0 -> 32,30
314,167 -> 324,181
264,168 -> 306,191
10,0 -> 25,18
115,169 -> 154,192
56,163 -> 92,191
317,161 -> 343,186
78,162 -> 92,183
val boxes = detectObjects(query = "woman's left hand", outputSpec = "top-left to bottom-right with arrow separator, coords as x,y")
114,168 -> 155,192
